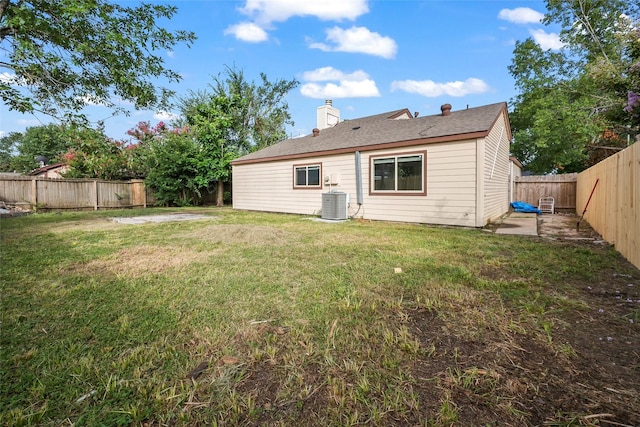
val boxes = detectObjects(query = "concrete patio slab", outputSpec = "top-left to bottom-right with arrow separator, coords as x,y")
494,213 -> 538,236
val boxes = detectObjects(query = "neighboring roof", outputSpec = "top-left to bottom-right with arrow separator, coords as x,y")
27,163 -> 67,176
509,156 -> 523,169
233,102 -> 509,165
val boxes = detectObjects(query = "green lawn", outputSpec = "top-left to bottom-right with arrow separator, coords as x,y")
1,208 -> 638,426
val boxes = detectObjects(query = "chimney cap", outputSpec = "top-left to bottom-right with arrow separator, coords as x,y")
325,99 -> 332,106
440,103 -> 452,116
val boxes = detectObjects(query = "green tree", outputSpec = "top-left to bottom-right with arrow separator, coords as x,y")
179,67 -> 299,205
209,66 -> 300,152
126,121 -> 205,206
509,0 -> 639,174
143,130 -> 204,206
61,128 -> 142,180
0,131 -> 21,171
9,123 -> 73,173
181,94 -> 239,206
0,0 -> 195,122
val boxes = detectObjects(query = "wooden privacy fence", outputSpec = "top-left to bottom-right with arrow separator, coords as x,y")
0,176 -> 147,210
577,143 -> 639,270
514,173 -> 578,212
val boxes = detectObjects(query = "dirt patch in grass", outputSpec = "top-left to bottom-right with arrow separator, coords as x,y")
67,245 -> 211,278
405,266 -> 640,425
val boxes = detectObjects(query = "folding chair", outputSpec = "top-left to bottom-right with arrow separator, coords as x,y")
538,196 -> 555,214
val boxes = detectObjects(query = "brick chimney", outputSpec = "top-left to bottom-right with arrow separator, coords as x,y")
440,103 -> 452,116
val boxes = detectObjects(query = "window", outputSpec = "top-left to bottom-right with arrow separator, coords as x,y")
371,152 -> 426,195
293,163 -> 322,188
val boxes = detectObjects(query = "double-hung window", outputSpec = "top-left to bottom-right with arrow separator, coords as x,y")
293,163 -> 322,189
371,152 -> 426,195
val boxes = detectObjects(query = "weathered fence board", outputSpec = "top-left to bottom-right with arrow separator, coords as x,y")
0,176 -> 146,210
577,143 -> 639,270
0,176 -> 32,206
515,174 -> 577,211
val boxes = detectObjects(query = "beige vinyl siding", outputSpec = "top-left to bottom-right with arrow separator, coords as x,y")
233,153 -> 357,216
482,111 -> 510,224
359,140 -> 477,226
233,139 -> 480,227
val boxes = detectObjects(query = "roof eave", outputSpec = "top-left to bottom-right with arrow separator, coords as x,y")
232,130 -> 490,166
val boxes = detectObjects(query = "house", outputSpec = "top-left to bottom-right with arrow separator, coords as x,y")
509,156 -> 523,204
232,100 -> 513,227
27,163 -> 69,179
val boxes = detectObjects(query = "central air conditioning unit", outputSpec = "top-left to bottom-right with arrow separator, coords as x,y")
321,192 -> 348,220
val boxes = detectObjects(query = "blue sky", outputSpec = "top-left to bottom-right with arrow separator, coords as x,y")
0,0 -> 563,141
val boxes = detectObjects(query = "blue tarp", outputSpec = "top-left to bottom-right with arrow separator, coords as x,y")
510,201 -> 541,214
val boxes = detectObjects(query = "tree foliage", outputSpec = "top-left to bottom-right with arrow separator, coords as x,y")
0,131 -> 20,171
136,124 -> 206,206
0,0 -> 195,122
208,66 -> 300,152
8,123 -> 75,173
178,66 -> 299,206
509,0 -> 639,174
61,129 -> 143,181
123,121 -> 217,206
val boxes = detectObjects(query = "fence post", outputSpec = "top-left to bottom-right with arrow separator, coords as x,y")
31,177 -> 37,209
93,180 -> 98,210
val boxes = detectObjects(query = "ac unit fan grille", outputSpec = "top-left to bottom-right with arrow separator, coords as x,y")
321,192 -> 348,220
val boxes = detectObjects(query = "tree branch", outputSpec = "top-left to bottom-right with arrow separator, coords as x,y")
0,0 -> 10,23
578,0 -> 611,64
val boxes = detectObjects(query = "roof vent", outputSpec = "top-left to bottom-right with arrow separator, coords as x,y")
352,126 -> 360,130
441,104 -> 452,116
312,128 -> 320,137
414,112 -> 419,118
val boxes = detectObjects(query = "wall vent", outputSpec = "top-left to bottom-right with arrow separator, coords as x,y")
321,192 -> 348,220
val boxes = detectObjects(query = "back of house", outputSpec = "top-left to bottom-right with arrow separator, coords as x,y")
232,100 -> 513,227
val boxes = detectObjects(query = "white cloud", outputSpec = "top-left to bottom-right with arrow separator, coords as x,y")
17,118 -> 40,127
167,50 -> 175,58
498,7 -> 544,24
390,78 -> 490,97
0,72 -> 14,83
224,22 -> 269,42
302,67 -> 369,82
228,0 -> 369,44
240,0 -> 368,24
0,72 -> 27,86
529,29 -> 565,50
301,81 -> 380,99
154,111 -> 180,122
300,66 -> 380,98
309,26 -> 397,59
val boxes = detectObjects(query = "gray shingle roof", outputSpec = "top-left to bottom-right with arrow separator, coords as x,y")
233,102 -> 507,164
